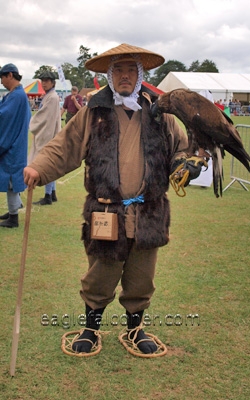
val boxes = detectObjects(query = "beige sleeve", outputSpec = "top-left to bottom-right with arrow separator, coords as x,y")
28,107 -> 92,185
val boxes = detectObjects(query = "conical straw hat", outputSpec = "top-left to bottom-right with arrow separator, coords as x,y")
85,43 -> 165,73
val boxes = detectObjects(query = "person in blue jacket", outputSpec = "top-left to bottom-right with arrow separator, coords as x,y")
0,63 -> 31,228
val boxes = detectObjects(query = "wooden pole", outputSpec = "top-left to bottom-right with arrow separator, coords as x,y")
10,188 -> 33,377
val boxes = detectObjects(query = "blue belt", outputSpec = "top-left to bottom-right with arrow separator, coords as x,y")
122,194 -> 144,207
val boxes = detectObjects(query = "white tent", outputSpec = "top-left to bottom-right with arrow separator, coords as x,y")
157,72 -> 250,103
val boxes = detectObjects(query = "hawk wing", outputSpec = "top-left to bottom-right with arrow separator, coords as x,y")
152,88 -> 250,197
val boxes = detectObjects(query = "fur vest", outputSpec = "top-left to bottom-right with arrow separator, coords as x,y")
82,85 -> 171,261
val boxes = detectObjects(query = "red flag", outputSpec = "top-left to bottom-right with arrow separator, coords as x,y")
94,76 -> 100,90
142,81 -> 164,95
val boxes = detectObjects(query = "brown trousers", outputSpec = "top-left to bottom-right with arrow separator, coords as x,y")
80,240 -> 158,314
65,112 -> 76,124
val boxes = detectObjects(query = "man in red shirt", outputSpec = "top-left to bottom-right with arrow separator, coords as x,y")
61,86 -> 83,123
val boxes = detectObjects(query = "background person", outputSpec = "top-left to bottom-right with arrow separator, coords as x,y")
0,63 -> 31,228
23,43 -> 204,355
61,86 -> 83,123
29,71 -> 61,205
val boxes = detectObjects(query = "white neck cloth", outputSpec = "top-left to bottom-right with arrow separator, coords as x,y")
107,61 -> 143,111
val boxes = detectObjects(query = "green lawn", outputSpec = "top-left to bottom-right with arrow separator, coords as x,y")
0,116 -> 249,400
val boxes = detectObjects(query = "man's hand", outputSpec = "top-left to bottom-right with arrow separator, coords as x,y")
170,156 -> 208,197
23,167 -> 41,190
184,156 -> 208,182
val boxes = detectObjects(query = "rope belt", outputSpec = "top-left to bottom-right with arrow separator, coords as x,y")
98,195 -> 145,206
122,194 -> 144,207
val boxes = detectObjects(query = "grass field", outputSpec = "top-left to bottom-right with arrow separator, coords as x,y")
0,116 -> 249,399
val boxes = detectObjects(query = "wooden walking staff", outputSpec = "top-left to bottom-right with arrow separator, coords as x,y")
10,188 -> 33,377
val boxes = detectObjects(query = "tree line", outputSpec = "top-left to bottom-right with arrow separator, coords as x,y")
32,45 -> 219,89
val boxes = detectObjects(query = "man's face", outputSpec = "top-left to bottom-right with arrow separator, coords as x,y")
0,73 -> 11,90
41,78 -> 54,93
112,61 -> 138,96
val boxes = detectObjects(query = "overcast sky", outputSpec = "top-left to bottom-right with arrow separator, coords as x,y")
1,0 -> 250,78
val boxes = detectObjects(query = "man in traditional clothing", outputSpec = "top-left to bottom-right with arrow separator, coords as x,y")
0,63 -> 31,228
29,71 -> 61,205
24,44 -> 203,355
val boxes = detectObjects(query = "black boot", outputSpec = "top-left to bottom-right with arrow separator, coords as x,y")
1,199 -> 23,219
0,214 -> 19,228
0,212 -> 9,220
72,305 -> 105,353
126,310 -> 157,354
51,190 -> 57,202
33,194 -> 52,205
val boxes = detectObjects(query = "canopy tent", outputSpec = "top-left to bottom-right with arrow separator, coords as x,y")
157,72 -> 250,103
24,80 -> 45,97
1,79 -> 72,100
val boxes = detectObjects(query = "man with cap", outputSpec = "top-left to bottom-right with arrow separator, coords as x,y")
0,63 -> 31,228
61,86 -> 83,123
29,71 -> 61,205
23,43 -> 203,355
